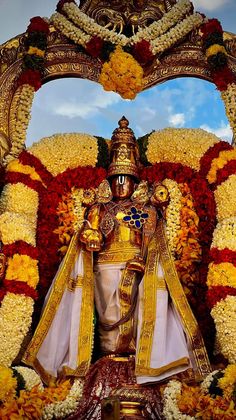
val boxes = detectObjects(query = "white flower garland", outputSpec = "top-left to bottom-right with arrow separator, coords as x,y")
63,0 -> 193,46
211,295 -> 236,363
211,216 -> 236,251
221,83 -> 236,139
132,0 -> 193,44
163,179 -> 182,257
3,84 -> 34,165
163,380 -> 194,420
0,294 -> 34,367
50,1 -> 204,58
14,366 -> 44,391
41,378 -> 84,419
150,13 -> 203,55
50,12 -> 90,46
200,370 -> 220,394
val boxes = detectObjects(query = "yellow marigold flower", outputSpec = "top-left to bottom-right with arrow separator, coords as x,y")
218,364 -> 236,399
206,44 -> 227,58
27,46 -> 45,57
6,254 -> 39,288
99,46 -> 144,100
0,365 -> 17,401
207,262 -> 236,288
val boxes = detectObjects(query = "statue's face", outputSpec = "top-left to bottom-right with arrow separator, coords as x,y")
110,175 -> 135,200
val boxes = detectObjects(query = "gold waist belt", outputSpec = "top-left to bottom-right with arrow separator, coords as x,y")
96,242 -> 141,264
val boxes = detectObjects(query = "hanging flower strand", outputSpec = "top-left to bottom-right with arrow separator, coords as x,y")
200,18 -> 236,138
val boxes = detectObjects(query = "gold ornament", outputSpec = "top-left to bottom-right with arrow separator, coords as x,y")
108,116 -> 140,179
96,180 -> 112,203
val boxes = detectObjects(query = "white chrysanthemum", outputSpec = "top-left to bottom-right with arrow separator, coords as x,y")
0,294 -> 34,366
14,366 -> 44,391
29,133 -> 98,176
146,128 -> 219,170
42,379 -> 84,419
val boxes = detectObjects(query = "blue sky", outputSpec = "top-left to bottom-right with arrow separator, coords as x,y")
0,0 -> 235,145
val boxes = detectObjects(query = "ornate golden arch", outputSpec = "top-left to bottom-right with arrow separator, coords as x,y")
0,1 -> 236,165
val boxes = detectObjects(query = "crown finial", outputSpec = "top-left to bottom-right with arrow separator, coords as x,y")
119,116 -> 129,129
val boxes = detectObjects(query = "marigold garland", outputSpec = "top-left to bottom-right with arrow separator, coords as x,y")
99,46 -> 144,99
175,183 -> 202,292
5,254 -> 39,289
199,141 -> 232,178
207,262 -> 236,289
207,150 -> 236,184
0,366 -> 17,401
162,179 -> 182,256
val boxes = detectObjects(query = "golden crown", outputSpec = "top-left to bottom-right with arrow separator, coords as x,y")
108,116 -> 140,179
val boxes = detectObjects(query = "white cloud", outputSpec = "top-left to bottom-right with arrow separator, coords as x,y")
34,79 -> 120,120
192,0 -> 231,11
54,91 -> 120,119
168,113 -> 186,127
200,122 -> 233,142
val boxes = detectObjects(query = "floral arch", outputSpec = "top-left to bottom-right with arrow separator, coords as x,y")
0,0 -> 236,165
0,0 -> 236,418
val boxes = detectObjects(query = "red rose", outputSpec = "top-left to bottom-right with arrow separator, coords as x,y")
85,36 -> 103,58
17,69 -> 42,91
3,280 -> 38,300
56,0 -> 76,13
201,19 -> 223,39
207,286 -> 236,309
210,248 -> 236,266
19,150 -> 53,186
27,16 -> 50,34
132,40 -> 154,65
211,66 -> 236,91
3,241 -> 38,259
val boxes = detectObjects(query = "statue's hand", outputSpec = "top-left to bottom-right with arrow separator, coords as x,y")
126,255 -> 145,274
80,228 -> 103,252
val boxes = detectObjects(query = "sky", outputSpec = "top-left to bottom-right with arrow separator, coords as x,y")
0,0 -> 236,146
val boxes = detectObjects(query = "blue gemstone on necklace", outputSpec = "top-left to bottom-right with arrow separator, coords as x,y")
131,207 -> 137,214
141,213 -> 149,219
123,215 -> 131,222
135,220 -> 141,228
132,214 -> 140,220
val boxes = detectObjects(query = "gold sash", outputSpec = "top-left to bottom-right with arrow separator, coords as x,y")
22,231 -> 94,383
136,220 -> 211,379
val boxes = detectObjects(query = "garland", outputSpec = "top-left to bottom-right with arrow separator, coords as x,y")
3,17 -> 50,166
200,18 -> 236,138
163,365 -> 236,419
50,0 -> 204,99
142,128 -> 236,359
0,363 -> 83,419
3,3 -> 235,165
0,134 -> 106,366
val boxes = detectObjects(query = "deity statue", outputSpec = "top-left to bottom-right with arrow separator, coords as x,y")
23,117 -> 211,419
